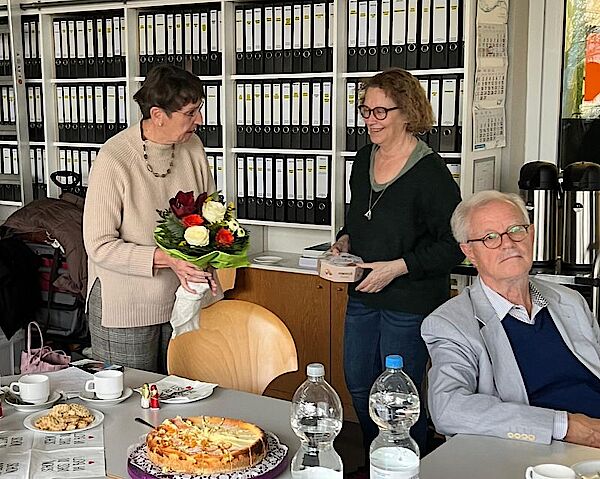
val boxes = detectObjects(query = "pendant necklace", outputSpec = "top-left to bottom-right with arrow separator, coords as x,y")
140,122 -> 174,178
365,182 -> 391,220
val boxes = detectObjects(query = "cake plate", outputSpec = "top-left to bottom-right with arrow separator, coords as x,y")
127,431 -> 288,479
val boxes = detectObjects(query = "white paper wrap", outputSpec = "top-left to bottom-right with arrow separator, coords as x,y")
169,277 -> 223,339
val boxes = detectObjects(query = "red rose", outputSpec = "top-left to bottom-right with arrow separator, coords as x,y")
169,191 -> 208,219
182,214 -> 204,227
215,228 -> 235,247
169,191 -> 196,218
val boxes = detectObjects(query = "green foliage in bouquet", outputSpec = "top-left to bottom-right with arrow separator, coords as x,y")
154,190 -> 250,269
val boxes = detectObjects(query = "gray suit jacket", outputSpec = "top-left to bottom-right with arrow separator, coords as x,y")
421,277 -> 600,444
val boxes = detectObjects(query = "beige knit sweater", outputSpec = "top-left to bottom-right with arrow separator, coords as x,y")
83,123 -> 215,328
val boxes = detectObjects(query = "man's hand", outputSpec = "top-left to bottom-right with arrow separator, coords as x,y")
330,234 -> 350,255
355,259 -> 408,293
565,413 -> 600,448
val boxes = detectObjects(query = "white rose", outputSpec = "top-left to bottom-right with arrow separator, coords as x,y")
227,219 -> 240,232
184,225 -> 210,247
202,200 -> 227,223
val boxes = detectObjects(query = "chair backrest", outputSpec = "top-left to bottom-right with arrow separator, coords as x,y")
167,299 -> 298,395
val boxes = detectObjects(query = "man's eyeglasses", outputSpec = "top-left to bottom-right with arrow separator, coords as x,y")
466,224 -> 531,249
357,105 -> 399,120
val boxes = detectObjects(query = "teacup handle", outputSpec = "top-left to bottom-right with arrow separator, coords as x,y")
85,379 -> 96,393
525,466 -> 533,479
9,382 -> 21,395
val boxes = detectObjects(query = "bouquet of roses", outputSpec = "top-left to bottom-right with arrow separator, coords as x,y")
154,190 -> 249,337
154,190 -> 249,268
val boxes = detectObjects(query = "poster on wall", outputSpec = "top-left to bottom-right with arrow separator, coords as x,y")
473,0 -> 509,151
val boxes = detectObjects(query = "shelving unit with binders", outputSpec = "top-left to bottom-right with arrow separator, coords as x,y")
4,0 -> 483,270
135,2 -> 225,191
22,16 -> 46,199
0,8 -> 24,206
231,1 -> 339,260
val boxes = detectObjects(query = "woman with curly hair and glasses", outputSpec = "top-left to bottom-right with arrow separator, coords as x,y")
331,68 -> 464,466
83,65 -> 220,373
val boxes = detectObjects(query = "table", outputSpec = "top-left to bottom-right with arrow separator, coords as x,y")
421,434 -> 600,478
1,368 -> 300,478
7,368 -> 600,479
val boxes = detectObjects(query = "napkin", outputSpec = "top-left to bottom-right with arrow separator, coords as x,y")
135,375 -> 218,403
170,276 -> 224,339
169,283 -> 207,338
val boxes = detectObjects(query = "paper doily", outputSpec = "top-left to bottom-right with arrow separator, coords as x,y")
128,431 -> 288,479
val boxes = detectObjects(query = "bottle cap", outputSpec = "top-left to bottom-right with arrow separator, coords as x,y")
385,355 -> 403,369
306,363 -> 325,377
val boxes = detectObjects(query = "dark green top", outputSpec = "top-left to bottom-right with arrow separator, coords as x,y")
340,142 -> 464,315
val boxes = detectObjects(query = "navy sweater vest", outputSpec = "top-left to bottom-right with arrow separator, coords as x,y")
502,307 -> 600,418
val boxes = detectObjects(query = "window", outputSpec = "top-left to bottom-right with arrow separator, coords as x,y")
560,1 -> 600,168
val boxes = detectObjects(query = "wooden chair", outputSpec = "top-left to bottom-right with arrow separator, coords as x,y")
167,299 -> 298,395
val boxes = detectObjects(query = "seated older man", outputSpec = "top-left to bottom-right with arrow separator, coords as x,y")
421,190 -> 600,447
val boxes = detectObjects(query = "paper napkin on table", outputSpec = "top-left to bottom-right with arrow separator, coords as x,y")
135,375 -> 218,403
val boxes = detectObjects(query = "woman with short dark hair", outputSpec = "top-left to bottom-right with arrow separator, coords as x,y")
83,65 -> 219,373
331,68 -> 464,466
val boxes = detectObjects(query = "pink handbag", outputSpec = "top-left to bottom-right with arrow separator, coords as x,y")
20,322 -> 71,374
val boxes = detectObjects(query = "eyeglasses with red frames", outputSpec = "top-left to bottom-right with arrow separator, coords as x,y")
357,105 -> 400,120
466,224 -> 531,249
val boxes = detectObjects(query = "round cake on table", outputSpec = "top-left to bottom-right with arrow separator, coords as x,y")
146,416 -> 268,474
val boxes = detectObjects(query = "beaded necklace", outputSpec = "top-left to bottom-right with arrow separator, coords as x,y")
140,122 -> 174,178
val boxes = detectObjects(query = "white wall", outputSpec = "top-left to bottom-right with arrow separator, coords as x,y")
0,205 -> 18,223
501,0 -> 530,192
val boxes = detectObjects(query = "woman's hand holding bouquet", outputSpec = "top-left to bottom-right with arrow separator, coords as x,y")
154,190 -> 249,337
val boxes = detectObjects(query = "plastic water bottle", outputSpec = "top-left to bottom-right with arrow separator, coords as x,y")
369,354 -> 420,479
290,363 -> 343,478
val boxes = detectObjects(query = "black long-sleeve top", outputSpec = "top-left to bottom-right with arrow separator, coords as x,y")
341,143 -> 464,315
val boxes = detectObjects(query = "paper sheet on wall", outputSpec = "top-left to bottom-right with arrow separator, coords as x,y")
472,157 -> 496,192
473,107 -> 506,150
477,0 -> 508,24
474,0 -> 508,152
473,65 -> 507,108
477,23 -> 508,65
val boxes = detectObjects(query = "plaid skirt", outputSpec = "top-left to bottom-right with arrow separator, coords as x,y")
88,279 -> 172,374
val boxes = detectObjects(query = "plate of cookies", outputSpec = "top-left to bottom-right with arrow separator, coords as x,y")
23,403 -> 104,434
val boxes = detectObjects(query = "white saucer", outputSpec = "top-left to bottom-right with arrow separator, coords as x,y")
78,387 -> 133,405
4,390 -> 63,412
253,255 -> 283,264
572,460 -> 600,479
24,408 -> 104,434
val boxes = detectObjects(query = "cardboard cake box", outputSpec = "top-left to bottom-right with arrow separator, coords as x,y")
318,253 -> 364,283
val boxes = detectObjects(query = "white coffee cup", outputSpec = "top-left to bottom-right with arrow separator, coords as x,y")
9,374 -> 50,404
85,370 -> 124,400
525,464 -> 576,479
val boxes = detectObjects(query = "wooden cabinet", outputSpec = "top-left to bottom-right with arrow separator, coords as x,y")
226,267 -> 357,421
330,281 -> 357,422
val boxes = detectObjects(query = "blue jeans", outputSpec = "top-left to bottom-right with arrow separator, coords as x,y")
344,297 -> 429,456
